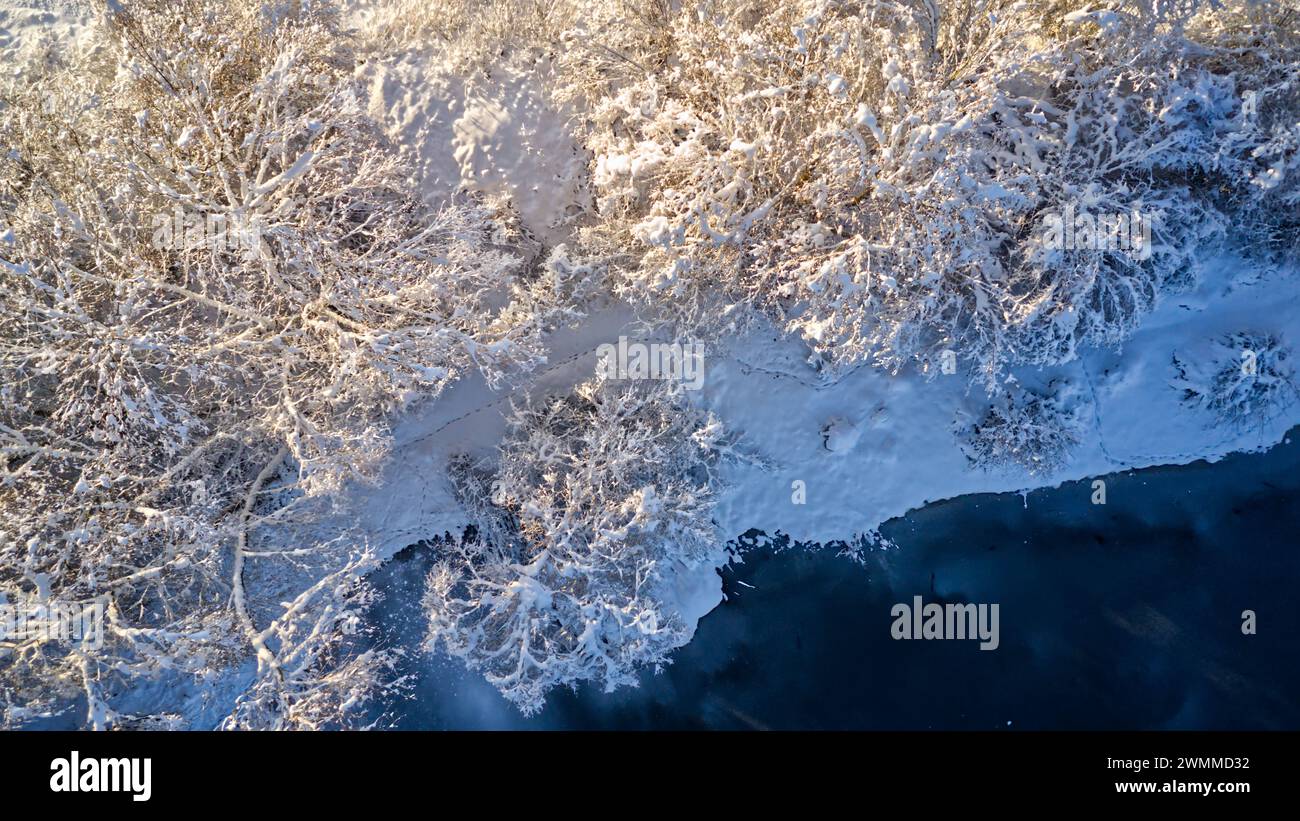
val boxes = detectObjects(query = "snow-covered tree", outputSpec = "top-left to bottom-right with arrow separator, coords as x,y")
956,379 -> 1085,476
424,375 -> 731,714
571,0 -> 1300,386
1173,331 -> 1299,429
0,0 -> 546,728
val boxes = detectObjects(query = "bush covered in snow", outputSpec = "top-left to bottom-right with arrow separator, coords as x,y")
573,0 -> 1300,385
1173,331 -> 1299,429
0,0 -> 545,727
957,380 -> 1085,476
425,376 -> 729,714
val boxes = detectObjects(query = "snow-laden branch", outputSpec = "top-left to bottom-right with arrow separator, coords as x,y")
0,0 -> 547,728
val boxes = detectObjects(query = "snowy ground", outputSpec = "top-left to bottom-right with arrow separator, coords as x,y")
350,254 -> 1300,636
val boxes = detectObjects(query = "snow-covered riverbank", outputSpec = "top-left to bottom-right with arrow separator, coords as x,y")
362,427 -> 1300,728
342,247 -> 1300,673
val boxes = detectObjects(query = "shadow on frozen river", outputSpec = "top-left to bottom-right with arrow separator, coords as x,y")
366,429 -> 1300,729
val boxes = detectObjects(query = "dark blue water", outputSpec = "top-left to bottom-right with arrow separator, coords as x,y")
367,430 -> 1300,729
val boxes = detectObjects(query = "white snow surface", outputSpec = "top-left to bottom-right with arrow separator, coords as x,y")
0,0 -> 96,78
357,48 -> 590,244
353,253 -> 1300,634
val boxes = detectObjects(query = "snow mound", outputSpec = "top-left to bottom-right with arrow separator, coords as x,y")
359,50 -> 590,243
